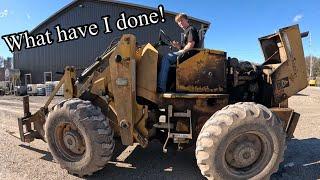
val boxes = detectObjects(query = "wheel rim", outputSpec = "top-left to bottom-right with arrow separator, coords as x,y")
55,122 -> 86,162
224,132 -> 271,176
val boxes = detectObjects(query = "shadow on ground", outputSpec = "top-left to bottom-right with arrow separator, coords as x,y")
18,138 -> 320,179
91,138 -> 320,180
271,138 -> 320,180
19,144 -> 54,162
88,140 -> 204,180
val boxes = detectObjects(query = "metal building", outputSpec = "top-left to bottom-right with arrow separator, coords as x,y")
0,68 -> 5,81
14,0 -> 210,84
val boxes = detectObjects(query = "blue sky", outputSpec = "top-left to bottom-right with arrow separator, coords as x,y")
0,0 -> 319,63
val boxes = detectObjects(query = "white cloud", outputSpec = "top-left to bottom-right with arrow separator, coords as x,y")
26,13 -> 31,20
293,14 -> 303,22
0,9 -> 8,18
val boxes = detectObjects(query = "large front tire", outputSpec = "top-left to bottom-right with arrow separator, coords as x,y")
45,99 -> 114,176
196,102 -> 286,180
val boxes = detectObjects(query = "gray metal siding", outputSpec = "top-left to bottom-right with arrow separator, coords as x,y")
14,1 -> 205,84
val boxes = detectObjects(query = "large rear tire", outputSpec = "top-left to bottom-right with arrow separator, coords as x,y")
196,102 -> 286,180
45,99 -> 114,176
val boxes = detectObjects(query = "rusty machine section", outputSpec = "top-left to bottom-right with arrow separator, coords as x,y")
17,25 -> 308,147
259,25 -> 308,103
260,25 -> 308,137
224,25 -> 308,138
14,23 -> 311,180
224,25 -> 308,106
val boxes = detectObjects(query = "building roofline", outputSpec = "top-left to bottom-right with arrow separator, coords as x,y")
30,0 -> 210,34
100,0 -> 211,25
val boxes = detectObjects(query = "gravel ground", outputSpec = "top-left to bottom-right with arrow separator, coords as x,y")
0,87 -> 319,180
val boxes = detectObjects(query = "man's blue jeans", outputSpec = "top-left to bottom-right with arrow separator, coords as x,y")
157,52 -> 179,92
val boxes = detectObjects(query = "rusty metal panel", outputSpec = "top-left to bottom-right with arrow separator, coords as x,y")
259,25 -> 308,103
176,50 -> 227,93
274,25 -> 308,101
136,43 -> 158,102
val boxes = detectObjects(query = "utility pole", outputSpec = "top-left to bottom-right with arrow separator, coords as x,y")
309,32 -> 313,78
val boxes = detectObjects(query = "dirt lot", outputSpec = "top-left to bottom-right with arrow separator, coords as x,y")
0,87 -> 319,180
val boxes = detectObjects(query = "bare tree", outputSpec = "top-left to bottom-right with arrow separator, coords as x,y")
305,56 -> 320,77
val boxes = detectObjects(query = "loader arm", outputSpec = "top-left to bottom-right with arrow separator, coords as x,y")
18,66 -> 76,142
77,35 -> 155,147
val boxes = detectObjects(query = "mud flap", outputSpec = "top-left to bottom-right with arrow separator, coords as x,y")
286,112 -> 300,139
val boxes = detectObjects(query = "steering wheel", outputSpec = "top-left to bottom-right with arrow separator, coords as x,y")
154,29 -> 173,48
160,29 -> 173,43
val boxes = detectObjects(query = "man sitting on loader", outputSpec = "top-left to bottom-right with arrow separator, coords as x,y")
157,13 -> 200,92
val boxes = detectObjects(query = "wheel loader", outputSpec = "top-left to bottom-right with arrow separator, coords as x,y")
18,24 -> 308,179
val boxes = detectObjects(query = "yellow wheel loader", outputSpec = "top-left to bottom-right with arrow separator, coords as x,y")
18,25 -> 308,179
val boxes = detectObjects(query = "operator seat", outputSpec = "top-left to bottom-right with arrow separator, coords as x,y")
166,29 -> 205,91
176,28 -> 204,64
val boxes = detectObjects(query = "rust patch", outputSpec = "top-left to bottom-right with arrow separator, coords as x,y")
176,50 -> 227,93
